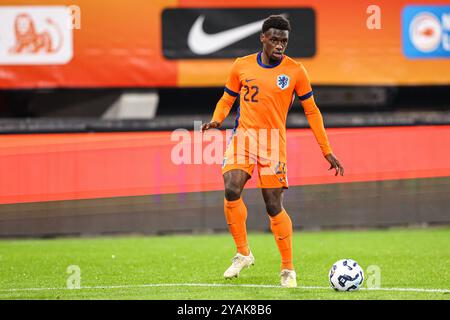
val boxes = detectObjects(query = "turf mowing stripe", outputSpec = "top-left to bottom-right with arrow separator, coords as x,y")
0,283 -> 449,294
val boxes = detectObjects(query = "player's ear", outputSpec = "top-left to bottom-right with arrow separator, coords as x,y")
260,32 -> 265,43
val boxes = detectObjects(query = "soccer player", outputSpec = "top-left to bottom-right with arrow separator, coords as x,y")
201,15 -> 344,288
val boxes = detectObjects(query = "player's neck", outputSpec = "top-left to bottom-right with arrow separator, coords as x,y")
260,51 -> 273,65
260,51 -> 279,66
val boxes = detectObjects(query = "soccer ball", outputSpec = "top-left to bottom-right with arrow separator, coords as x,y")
329,259 -> 364,291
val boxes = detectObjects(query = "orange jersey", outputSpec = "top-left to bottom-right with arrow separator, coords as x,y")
213,52 -> 332,163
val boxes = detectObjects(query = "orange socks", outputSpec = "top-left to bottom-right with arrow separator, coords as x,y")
224,198 -> 294,269
224,197 -> 250,256
269,209 -> 294,270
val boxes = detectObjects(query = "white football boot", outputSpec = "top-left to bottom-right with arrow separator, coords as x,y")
223,252 -> 255,279
280,269 -> 297,288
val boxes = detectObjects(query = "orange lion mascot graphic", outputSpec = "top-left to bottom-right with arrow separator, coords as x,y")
9,13 -> 63,54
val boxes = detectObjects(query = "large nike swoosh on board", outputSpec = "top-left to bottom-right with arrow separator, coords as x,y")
187,15 -> 267,55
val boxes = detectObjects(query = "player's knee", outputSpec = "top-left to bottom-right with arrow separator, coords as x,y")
265,200 -> 282,216
224,184 -> 242,201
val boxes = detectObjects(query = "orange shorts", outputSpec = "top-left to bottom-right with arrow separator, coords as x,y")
222,153 -> 289,189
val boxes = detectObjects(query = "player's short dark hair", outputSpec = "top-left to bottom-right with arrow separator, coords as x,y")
262,15 -> 291,33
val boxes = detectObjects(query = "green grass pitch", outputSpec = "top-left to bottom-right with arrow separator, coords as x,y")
0,227 -> 449,300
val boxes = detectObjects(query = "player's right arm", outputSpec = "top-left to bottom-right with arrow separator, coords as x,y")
201,59 -> 241,132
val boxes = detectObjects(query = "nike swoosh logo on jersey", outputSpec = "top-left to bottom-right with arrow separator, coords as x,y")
245,78 -> 256,82
187,15 -> 266,55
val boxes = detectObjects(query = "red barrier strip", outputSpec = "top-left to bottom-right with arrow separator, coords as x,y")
1,126 -> 450,204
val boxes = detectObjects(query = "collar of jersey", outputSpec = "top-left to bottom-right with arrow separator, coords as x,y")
257,51 -> 284,68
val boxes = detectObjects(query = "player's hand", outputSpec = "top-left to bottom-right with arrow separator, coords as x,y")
201,121 -> 221,132
325,153 -> 344,176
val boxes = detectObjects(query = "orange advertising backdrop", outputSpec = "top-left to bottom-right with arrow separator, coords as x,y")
0,0 -> 177,88
0,0 -> 449,88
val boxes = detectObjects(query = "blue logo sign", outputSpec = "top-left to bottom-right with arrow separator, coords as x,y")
402,6 -> 450,58
277,74 -> 290,90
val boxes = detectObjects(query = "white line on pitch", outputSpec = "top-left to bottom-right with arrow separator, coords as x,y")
0,283 -> 449,294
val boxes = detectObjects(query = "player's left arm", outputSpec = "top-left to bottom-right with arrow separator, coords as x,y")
295,63 -> 344,176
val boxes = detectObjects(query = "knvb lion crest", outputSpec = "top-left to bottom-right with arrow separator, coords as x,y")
0,6 -> 73,65
9,13 -> 63,54
276,74 -> 290,90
